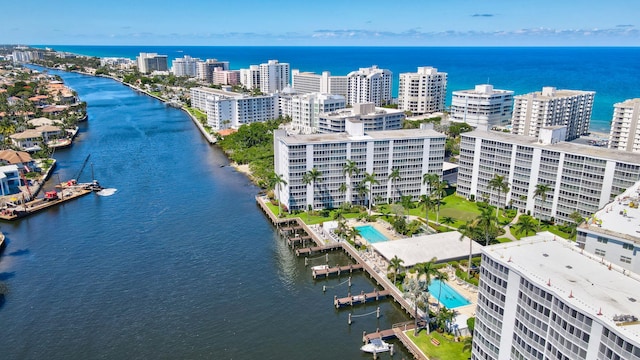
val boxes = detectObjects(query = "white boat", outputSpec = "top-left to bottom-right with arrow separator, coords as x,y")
311,264 -> 329,271
360,338 -> 390,354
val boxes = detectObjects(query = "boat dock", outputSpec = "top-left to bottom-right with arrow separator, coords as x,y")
295,243 -> 342,256
0,188 -> 92,221
313,263 -> 364,279
255,195 -> 428,359
334,289 -> 390,308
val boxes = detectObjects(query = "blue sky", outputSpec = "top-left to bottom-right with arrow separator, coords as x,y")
2,0 -> 639,46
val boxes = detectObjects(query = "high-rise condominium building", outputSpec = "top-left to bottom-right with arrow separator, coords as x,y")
398,67 -> 448,115
457,127 -> 640,223
239,65 -> 261,91
136,53 -> 168,74
212,69 -> 240,86
576,179 -> 640,274
171,55 -> 200,77
259,60 -> 290,94
274,120 -> 445,210
450,84 -> 514,127
317,103 -> 404,133
346,66 -> 392,106
279,92 -> 346,134
511,87 -> 595,141
473,236 -> 640,360
609,98 -> 640,153
290,70 -> 349,97
196,59 -> 230,82
190,87 -> 277,131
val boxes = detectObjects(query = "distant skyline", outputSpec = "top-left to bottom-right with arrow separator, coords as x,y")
2,0 -> 639,46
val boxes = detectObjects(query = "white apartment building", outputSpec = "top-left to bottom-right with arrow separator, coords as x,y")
609,98 -> 640,153
457,127 -> 640,223
318,103 -> 404,133
511,87 -> 595,141
136,53 -> 168,74
450,84 -> 514,127
196,59 -> 230,82
398,67 -> 448,115
240,65 -> 261,91
259,60 -> 290,94
171,55 -> 200,77
474,235 -> 640,360
190,87 -> 277,131
291,70 -> 349,97
273,120 -> 445,211
576,180 -> 640,274
279,92 -> 346,134
346,66 -> 392,106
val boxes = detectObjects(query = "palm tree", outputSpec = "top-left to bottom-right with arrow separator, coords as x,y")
418,194 -> 434,226
476,207 -> 495,246
458,221 -> 477,277
347,227 -> 361,244
431,179 -> 449,225
534,183 -> 552,228
515,215 -> 537,237
387,255 -> 404,285
354,181 -> 368,207
338,183 -> 347,196
441,216 -> 455,226
488,174 -> 510,224
435,307 -> 456,334
415,258 -> 438,287
423,172 -> 439,190
269,172 -> 287,218
462,336 -> 474,353
388,167 -> 401,202
434,271 -> 450,315
568,211 -> 584,239
342,160 -> 359,203
362,172 -> 379,216
302,168 -> 322,211
403,277 -> 431,335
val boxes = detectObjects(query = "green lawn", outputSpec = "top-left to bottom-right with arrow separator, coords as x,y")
264,201 -> 364,225
407,331 -> 471,360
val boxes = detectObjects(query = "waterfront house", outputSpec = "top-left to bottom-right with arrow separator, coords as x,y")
0,149 -> 37,173
0,164 -> 21,196
10,129 -> 43,152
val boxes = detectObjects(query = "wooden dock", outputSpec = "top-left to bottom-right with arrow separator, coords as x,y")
0,188 -> 92,221
334,289 -> 390,308
312,263 -> 363,279
295,243 -> 342,256
286,235 -> 312,247
363,321 -> 415,342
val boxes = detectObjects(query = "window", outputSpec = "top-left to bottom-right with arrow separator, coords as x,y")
620,256 -> 632,264
595,249 -> 606,256
622,243 -> 634,251
597,236 -> 609,244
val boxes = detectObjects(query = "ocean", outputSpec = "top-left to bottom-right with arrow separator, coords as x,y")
38,45 -> 640,133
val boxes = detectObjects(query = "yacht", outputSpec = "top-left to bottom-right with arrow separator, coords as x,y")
360,338 -> 390,354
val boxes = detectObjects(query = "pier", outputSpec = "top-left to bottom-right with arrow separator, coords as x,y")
334,289 -> 390,308
255,195 -> 428,359
313,263 -> 364,279
0,188 -> 92,221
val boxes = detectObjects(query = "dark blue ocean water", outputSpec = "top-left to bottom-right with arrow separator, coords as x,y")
39,46 -> 640,132
0,68 -> 411,359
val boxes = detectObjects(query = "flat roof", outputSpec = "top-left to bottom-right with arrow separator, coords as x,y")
278,128 -> 445,145
463,129 -> 640,164
485,232 -> 640,342
372,231 -> 483,267
582,180 -> 640,243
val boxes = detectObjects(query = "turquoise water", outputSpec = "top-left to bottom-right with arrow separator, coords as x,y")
38,46 -> 640,132
356,225 -> 389,243
429,279 -> 471,309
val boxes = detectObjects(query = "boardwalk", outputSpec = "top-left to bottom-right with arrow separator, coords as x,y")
334,289 -> 390,308
312,263 -> 364,279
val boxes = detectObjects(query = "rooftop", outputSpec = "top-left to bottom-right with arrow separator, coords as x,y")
463,129 -> 640,164
277,128 -> 445,145
485,232 -> 640,342
372,231 -> 483,267
582,180 -> 640,243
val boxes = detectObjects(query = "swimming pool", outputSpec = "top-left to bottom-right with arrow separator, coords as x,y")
356,225 -> 389,243
428,279 -> 471,308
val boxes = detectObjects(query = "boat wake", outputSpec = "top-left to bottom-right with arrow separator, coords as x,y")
97,188 -> 118,197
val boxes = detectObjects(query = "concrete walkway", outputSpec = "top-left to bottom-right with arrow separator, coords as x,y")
501,212 -> 522,242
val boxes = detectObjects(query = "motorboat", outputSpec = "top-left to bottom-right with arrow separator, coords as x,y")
311,264 -> 329,271
360,338 -> 390,354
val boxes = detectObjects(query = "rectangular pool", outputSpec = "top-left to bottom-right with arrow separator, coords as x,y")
428,279 -> 471,308
355,225 -> 389,243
